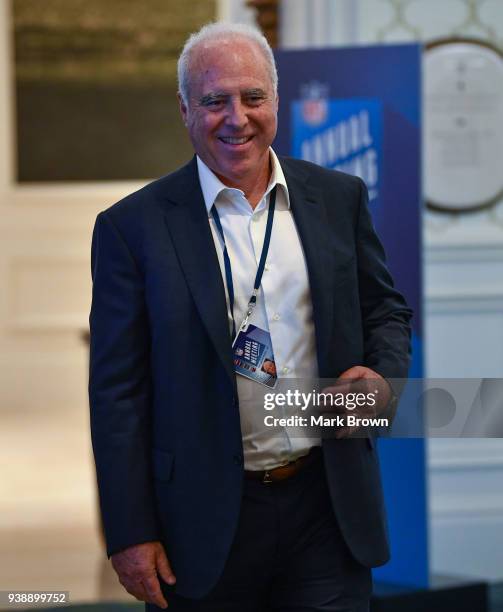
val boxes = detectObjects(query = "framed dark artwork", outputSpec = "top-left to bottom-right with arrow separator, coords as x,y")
12,0 -> 215,182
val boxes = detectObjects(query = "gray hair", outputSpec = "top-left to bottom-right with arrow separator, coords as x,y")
177,22 -> 278,106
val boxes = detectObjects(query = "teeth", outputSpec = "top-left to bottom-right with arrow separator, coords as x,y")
220,137 -> 250,144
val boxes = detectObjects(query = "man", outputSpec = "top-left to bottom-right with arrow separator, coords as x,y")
89,22 -> 412,612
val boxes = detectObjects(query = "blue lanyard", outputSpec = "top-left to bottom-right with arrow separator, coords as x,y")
211,185 -> 277,340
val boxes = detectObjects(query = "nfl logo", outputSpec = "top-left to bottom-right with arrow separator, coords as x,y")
301,82 -> 329,126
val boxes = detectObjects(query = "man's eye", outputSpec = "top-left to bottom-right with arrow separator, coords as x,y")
247,96 -> 264,104
200,98 -> 224,109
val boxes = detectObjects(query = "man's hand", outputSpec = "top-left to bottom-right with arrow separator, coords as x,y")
111,541 -> 176,609
321,366 -> 392,439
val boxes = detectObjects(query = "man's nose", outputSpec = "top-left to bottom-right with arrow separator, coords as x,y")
226,99 -> 248,129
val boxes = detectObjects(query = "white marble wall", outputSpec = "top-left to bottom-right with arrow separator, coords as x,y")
279,0 -> 503,581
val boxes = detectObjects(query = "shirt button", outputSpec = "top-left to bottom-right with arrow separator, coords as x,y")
282,366 -> 290,375
273,313 -> 280,321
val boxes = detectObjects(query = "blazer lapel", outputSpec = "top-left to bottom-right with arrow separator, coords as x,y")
158,156 -> 340,383
160,158 -> 236,387
280,158 -> 336,375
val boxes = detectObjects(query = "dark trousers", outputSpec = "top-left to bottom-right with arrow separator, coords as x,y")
148,452 -> 372,611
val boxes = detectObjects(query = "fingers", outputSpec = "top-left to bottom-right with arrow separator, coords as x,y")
156,547 -> 177,586
322,370 -> 390,415
142,573 -> 169,609
117,570 -> 168,608
118,574 -> 150,604
111,541 -> 175,608
338,365 -> 367,379
339,365 -> 382,380
118,569 -> 169,608
334,425 -> 360,439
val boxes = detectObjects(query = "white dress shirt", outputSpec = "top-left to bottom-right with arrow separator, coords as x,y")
197,149 -> 321,470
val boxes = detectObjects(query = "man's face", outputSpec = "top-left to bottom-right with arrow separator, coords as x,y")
179,37 -> 278,188
262,360 -> 277,376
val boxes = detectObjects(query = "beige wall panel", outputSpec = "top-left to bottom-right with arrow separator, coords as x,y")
0,348 -> 88,411
7,258 -> 90,329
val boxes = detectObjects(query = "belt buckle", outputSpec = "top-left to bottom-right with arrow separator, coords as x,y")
263,470 -> 273,484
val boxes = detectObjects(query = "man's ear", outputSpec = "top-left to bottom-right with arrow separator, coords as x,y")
275,93 -> 279,113
178,92 -> 188,126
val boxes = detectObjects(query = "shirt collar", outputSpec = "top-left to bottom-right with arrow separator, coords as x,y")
196,148 -> 290,216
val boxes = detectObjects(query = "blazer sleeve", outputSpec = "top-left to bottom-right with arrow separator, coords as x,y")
355,178 -> 413,383
89,210 -> 161,557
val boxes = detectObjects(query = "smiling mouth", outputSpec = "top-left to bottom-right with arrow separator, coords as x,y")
218,136 -> 253,145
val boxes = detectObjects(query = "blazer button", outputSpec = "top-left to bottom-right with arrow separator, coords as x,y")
233,454 -> 243,466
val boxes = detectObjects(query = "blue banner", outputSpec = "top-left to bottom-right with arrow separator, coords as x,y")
275,44 -> 426,588
292,97 -> 382,211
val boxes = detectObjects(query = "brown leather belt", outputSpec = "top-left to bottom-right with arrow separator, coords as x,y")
244,446 -> 322,483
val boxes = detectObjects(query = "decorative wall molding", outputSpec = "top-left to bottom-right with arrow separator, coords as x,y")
425,230 -> 503,254
426,293 -> 503,314
429,440 -> 503,470
427,245 -> 503,264
432,500 -> 503,517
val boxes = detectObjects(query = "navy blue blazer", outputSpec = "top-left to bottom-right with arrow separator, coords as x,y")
89,156 -> 412,598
